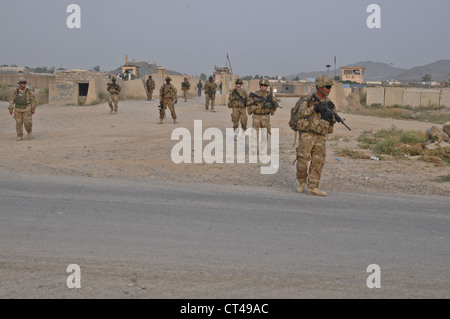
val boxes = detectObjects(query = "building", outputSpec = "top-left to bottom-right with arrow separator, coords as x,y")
341,66 -> 366,84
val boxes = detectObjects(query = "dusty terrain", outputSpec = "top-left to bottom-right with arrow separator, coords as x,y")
0,96 -> 448,196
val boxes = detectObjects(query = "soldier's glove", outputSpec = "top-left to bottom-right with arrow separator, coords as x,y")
175,99 -> 178,104
314,103 -> 327,114
321,110 -> 334,122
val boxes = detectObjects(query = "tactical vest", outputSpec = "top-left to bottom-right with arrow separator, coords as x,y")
253,91 -> 272,115
162,84 -> 177,98
15,89 -> 29,109
296,97 -> 333,135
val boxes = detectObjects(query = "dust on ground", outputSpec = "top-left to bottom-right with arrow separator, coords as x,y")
0,96 -> 449,196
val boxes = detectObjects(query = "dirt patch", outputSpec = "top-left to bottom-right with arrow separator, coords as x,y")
1,97 -> 449,196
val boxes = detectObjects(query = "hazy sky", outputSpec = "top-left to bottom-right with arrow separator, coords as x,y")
0,0 -> 449,76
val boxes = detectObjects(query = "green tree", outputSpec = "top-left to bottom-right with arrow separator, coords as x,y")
422,74 -> 432,82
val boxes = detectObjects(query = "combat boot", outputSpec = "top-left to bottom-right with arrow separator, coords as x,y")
307,188 -> 327,196
158,119 -> 164,124
297,182 -> 306,194
27,133 -> 32,140
173,119 -> 178,124
16,136 -> 22,141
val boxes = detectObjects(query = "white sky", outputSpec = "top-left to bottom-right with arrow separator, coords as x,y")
0,0 -> 449,76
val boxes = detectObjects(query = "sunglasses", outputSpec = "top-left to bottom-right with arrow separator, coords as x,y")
325,85 -> 332,89
19,82 -> 26,84
260,84 -> 268,87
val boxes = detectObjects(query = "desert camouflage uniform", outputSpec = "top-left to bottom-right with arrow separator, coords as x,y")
107,80 -> 121,112
247,89 -> 278,134
146,77 -> 156,100
181,79 -> 191,102
228,88 -> 248,131
294,95 -> 336,190
8,87 -> 36,139
203,80 -> 217,111
159,82 -> 178,121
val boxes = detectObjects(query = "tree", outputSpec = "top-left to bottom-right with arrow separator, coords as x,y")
422,74 -> 432,82
200,73 -> 207,81
93,65 -> 100,72
293,76 -> 300,81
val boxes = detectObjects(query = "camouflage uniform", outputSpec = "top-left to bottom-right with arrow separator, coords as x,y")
247,79 -> 279,135
146,76 -> 156,101
203,77 -> 217,111
294,74 -> 336,196
8,78 -> 36,141
159,77 -> 178,124
228,79 -> 248,131
181,78 -> 191,102
107,78 -> 121,113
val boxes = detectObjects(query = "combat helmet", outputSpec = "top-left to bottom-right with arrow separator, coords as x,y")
235,78 -> 243,85
165,76 -> 172,81
259,78 -> 270,86
18,77 -> 27,84
315,74 -> 334,87
111,75 -> 117,81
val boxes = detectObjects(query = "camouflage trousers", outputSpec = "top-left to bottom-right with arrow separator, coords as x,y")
183,90 -> 189,102
160,97 -> 177,120
296,131 -> 327,189
146,89 -> 154,101
231,107 -> 248,131
109,94 -> 119,111
205,95 -> 215,110
252,114 -> 271,134
14,108 -> 32,137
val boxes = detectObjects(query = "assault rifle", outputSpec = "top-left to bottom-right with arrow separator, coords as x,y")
232,89 -> 247,107
311,93 -> 351,131
249,90 -> 282,110
159,91 -> 165,117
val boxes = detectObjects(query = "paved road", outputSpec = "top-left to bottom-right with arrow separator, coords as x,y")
0,173 -> 449,298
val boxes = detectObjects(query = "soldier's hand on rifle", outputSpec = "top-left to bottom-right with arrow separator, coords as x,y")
314,103 -> 326,114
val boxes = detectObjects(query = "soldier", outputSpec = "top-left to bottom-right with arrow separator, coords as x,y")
197,80 -> 203,97
107,76 -> 121,113
158,76 -> 178,124
294,74 -> 336,196
8,77 -> 36,141
228,78 -> 248,133
203,76 -> 217,112
181,77 -> 191,102
247,78 -> 279,151
146,75 -> 156,101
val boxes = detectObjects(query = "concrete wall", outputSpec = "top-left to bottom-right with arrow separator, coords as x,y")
85,79 -> 109,105
54,70 -> 109,85
0,73 -> 55,89
366,87 -> 385,106
403,89 -> 422,108
49,83 -> 78,106
121,79 -> 147,99
440,90 -> 450,108
384,87 -> 404,107
421,90 -> 440,107
328,83 -> 349,109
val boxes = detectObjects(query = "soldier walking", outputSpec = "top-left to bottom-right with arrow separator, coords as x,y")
247,78 -> 279,151
294,75 -> 336,196
228,78 -> 248,133
146,75 -> 156,101
203,76 -> 217,112
8,77 -> 36,141
107,76 -> 121,113
159,76 -> 178,124
197,80 -> 203,97
181,77 -> 191,102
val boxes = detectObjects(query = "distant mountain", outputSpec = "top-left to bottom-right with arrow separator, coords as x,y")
395,60 -> 450,82
284,60 -> 450,82
109,60 -> 183,78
